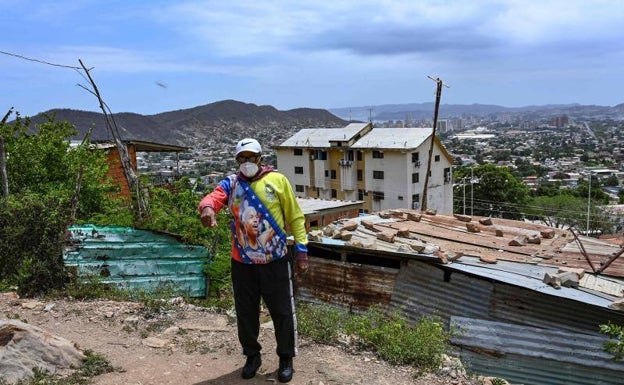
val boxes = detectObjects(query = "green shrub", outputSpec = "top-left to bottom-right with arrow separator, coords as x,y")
345,307 -> 448,370
297,303 -> 346,344
600,322 -> 624,361
0,194 -> 70,296
297,303 -> 449,372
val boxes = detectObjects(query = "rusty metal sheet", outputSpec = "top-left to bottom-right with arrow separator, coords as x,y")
295,257 -> 398,310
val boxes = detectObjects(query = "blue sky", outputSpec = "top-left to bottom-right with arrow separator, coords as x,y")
2,0 -> 624,117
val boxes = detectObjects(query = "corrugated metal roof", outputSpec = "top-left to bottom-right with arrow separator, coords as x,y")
311,209 -> 624,285
449,257 -> 616,309
350,127 -> 432,149
63,225 -> 209,297
296,197 -> 364,215
277,124 -> 435,151
278,123 -> 369,148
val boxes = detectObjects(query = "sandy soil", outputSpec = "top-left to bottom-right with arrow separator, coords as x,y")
1,293 -> 484,385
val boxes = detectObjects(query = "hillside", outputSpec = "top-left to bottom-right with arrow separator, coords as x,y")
25,100 -> 348,148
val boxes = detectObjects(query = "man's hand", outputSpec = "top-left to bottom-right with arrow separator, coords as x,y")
201,206 -> 217,228
294,252 -> 309,277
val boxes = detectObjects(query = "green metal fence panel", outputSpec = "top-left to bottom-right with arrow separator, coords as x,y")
64,225 -> 211,297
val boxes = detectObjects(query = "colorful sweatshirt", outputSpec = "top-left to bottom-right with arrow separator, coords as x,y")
198,166 -> 308,264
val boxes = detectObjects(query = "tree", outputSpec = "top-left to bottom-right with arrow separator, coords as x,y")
604,175 -> 619,187
525,194 -> 587,229
0,115 -> 123,295
454,164 -> 530,220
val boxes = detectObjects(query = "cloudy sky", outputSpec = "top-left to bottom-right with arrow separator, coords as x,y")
2,0 -> 623,117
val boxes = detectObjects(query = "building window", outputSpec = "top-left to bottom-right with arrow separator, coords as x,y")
347,150 -> 354,161
373,170 -> 384,179
317,150 -> 328,160
398,196 -> 403,200
294,166 -> 303,174
435,155 -> 440,162
325,170 -> 329,178
357,151 -> 363,161
372,191 -> 385,201
357,169 -> 363,181
372,150 -> 384,159
411,152 -> 419,163
294,148 -> 303,156
444,167 -> 451,184
331,189 -> 337,198
330,170 -> 337,179
358,189 -> 364,200
412,194 -> 420,209
295,184 -> 304,193
412,173 -> 419,183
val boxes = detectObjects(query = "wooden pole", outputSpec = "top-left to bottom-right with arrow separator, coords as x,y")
421,77 -> 447,211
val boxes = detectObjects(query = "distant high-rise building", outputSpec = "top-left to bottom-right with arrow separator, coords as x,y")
552,115 -> 569,128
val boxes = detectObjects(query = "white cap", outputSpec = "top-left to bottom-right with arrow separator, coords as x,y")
235,138 -> 262,156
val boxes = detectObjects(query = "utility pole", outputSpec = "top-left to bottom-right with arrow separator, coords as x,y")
586,172 -> 592,235
421,76 -> 449,211
470,166 -> 474,216
462,178 -> 466,215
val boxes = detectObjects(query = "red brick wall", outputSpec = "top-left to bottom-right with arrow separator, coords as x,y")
104,145 -> 137,199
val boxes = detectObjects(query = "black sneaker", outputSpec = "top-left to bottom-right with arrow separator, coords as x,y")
241,354 -> 261,379
277,356 -> 293,383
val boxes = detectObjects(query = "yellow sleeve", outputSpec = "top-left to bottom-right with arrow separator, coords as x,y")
276,173 -> 308,246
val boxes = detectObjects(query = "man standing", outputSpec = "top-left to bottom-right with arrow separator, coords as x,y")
199,138 -> 309,383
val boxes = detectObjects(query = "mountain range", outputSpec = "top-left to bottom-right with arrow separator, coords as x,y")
329,102 -> 624,122
19,99 -> 624,149
24,100 -> 347,148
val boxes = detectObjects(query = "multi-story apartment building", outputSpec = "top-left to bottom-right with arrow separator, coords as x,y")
275,122 -> 454,214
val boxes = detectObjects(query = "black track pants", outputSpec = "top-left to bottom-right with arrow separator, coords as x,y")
231,257 -> 297,358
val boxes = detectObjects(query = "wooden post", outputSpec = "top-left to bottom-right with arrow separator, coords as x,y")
421,77 -> 448,211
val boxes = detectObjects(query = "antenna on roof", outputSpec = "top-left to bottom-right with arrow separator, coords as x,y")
368,107 -> 373,123
421,76 -> 449,212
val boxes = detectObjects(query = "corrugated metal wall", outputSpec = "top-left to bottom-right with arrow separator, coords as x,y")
490,283 -> 624,334
452,316 -> 624,385
301,255 -> 624,383
63,225 -> 209,297
391,261 -> 493,324
459,351 -> 622,385
391,260 -> 624,332
295,257 -> 398,310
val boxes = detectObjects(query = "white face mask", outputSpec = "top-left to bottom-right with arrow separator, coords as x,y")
239,162 -> 259,178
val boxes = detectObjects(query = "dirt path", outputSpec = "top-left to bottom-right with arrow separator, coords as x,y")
1,294 -> 482,385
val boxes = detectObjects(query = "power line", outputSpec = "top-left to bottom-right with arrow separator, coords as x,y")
0,50 -> 81,70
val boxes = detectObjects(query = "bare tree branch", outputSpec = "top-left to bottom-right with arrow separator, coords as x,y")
0,107 -> 14,198
77,59 -> 148,216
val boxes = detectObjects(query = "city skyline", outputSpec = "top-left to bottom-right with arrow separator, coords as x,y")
2,0 -> 624,118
